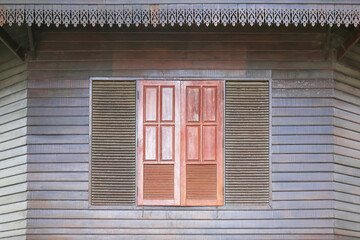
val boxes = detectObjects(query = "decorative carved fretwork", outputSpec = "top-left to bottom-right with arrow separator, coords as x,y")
0,4 -> 359,28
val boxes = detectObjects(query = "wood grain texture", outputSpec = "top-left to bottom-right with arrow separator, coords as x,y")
334,49 -> 360,239
0,45 -> 27,239
25,28 -> 337,239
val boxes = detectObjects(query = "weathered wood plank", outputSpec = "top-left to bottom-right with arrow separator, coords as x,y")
272,163 -> 333,172
0,183 -> 27,197
0,229 -> 26,239
0,118 -> 27,134
334,173 -> 360,187
334,155 -> 360,169
27,172 -> 88,181
334,145 -> 360,159
26,227 -> 333,235
334,165 -> 360,178
273,191 -> 333,201
335,203 -> 360,216
27,117 -> 89,126
272,154 -> 333,163
0,192 -> 27,206
0,128 -> 27,145
28,98 -> 89,107
25,234 -> 335,240
272,98 -> 333,107
28,163 -> 88,172
0,174 -> 27,188
28,88 -> 89,98
28,107 -> 89,116
0,147 -> 27,161
272,70 -> 333,80
272,173 -> 332,182
272,135 -> 332,145
26,209 -> 332,220
334,127 -> 360,142
0,91 -> 27,111
27,135 -> 88,144
272,145 -> 333,154
0,155 -> 26,170
0,108 -> 27,125
0,201 -> 27,215
272,116 -> 333,126
272,126 -> 333,135
28,144 -> 89,154
36,41 -> 322,52
27,153 -> 89,163
272,79 -> 334,89
39,32 -> 325,42
33,50 -> 325,62
27,126 -> 89,135
273,182 -> 333,191
28,191 -> 88,201
0,63 -> 26,81
333,118 -> 360,134
334,192 -> 360,205
0,99 -> 27,115
334,136 -> 360,151
334,71 -> 360,89
28,182 -> 88,191
273,89 -> 333,98
0,81 -> 27,99
272,107 -> 333,117
28,79 -> 89,89
0,136 -> 26,152
334,99 -> 360,115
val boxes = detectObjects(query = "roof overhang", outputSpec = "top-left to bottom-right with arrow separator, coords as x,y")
0,2 -> 359,28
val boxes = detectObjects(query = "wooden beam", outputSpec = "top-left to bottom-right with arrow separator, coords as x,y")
27,26 -> 36,58
0,28 -> 26,62
323,25 -> 332,60
337,27 -> 360,60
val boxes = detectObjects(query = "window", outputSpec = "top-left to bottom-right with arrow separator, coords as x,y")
90,79 -> 269,206
137,81 -> 223,206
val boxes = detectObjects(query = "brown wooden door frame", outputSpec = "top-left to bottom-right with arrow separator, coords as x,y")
180,81 -> 224,206
137,80 -> 224,206
137,81 -> 181,206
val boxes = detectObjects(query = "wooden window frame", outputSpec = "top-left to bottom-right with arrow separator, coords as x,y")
89,71 -> 272,210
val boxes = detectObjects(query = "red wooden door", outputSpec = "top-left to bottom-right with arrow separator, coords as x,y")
180,81 -> 224,206
137,81 -> 180,206
138,80 -> 223,206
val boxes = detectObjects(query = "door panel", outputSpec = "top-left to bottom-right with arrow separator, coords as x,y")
138,81 -> 180,206
181,81 -> 224,206
138,80 -> 223,206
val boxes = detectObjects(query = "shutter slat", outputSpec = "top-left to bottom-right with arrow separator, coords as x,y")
91,80 -> 136,206
143,164 -> 175,200
225,81 -> 270,205
186,165 -> 217,200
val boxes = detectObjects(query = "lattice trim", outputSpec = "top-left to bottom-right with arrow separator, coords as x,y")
0,4 -> 359,27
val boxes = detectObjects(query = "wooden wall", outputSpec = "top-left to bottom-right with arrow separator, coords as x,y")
0,44 -> 28,239
334,43 -> 360,239
25,26 -> 337,239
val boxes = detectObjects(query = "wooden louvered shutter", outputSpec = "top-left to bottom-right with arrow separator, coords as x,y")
225,81 -> 270,205
137,81 -> 181,206
91,80 -> 136,205
181,81 -> 224,206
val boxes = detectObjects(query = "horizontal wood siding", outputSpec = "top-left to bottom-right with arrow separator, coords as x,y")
26,27 -> 335,239
0,45 -> 27,239
334,45 -> 360,239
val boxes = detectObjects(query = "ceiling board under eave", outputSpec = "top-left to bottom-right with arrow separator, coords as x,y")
0,0 -> 359,4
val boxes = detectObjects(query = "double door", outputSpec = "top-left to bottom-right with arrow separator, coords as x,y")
137,80 -> 223,206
